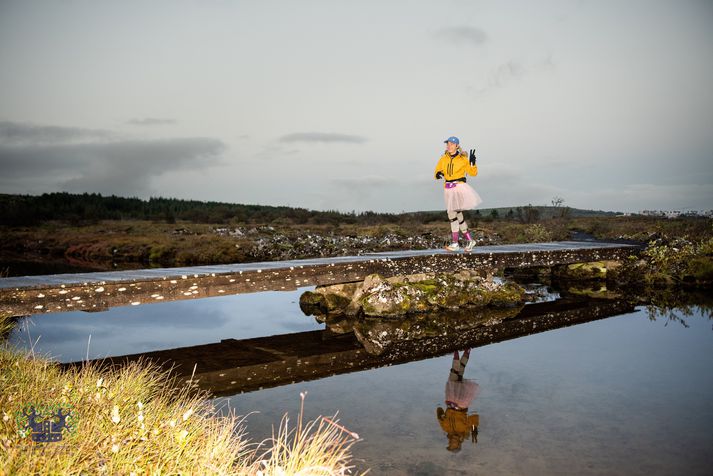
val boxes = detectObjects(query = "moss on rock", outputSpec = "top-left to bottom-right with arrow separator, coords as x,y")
299,282 -> 361,318
300,270 -> 525,319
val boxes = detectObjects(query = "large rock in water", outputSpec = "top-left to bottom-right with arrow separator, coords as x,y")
299,281 -> 362,318
299,270 -> 526,319
299,277 -> 376,318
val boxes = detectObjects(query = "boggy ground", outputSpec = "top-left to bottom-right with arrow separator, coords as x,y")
1,216 -> 711,276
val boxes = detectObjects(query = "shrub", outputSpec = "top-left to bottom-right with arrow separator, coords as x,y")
523,224 -> 553,242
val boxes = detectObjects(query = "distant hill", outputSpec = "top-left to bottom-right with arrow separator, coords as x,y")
0,192 -> 621,226
474,206 -> 621,219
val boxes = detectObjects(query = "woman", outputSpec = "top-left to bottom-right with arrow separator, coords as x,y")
433,136 -> 482,252
436,349 -> 480,452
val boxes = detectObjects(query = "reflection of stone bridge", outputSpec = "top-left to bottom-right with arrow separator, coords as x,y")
1,242 -> 638,318
63,298 -> 637,396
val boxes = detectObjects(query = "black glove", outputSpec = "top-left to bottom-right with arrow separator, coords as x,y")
469,149 -> 477,166
435,171 -> 444,180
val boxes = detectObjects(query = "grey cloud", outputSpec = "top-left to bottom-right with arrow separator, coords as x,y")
0,121 -> 114,145
127,117 -> 177,126
61,138 -> 225,195
0,136 -> 226,196
277,132 -> 368,144
491,61 -> 527,87
473,56 -> 555,94
0,144 -> 87,177
436,26 -> 487,46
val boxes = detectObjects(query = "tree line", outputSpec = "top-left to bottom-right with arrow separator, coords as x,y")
0,192 -> 611,226
0,192 -> 435,226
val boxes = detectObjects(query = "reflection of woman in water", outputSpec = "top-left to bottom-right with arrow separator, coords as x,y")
436,349 -> 480,452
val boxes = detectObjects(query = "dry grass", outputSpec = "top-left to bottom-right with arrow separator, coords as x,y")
0,346 -> 362,475
251,392 -> 364,476
475,216 -> 712,244
0,349 -> 250,474
0,220 -> 249,266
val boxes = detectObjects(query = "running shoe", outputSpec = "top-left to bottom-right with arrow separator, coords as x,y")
445,242 -> 460,252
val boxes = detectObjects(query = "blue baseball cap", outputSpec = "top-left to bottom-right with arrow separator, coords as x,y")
444,136 -> 459,145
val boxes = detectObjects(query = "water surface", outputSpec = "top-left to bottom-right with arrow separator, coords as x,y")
7,290 -> 713,475
9,290 -> 322,361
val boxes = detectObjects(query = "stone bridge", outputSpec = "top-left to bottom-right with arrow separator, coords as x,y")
0,241 -> 639,319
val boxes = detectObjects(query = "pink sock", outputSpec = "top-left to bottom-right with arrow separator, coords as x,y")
464,231 -> 473,241
451,232 -> 459,243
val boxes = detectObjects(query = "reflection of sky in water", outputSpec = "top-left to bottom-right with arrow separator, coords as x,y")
221,307 -> 713,475
8,288 -> 322,362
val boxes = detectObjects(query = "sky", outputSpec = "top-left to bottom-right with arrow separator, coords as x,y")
1,0 -> 712,213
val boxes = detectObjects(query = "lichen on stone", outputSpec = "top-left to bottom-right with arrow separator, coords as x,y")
300,270 -> 526,319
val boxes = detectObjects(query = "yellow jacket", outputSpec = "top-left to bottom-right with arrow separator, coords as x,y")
436,407 -> 479,436
434,150 -> 478,185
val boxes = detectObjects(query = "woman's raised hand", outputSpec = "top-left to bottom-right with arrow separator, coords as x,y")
469,149 -> 477,166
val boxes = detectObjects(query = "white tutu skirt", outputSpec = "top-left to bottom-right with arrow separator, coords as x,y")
445,380 -> 480,409
444,183 -> 482,213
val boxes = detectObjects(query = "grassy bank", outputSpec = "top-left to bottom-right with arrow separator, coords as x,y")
0,346 -> 361,475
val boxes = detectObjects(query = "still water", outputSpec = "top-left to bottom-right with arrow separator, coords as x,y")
8,289 -> 713,475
